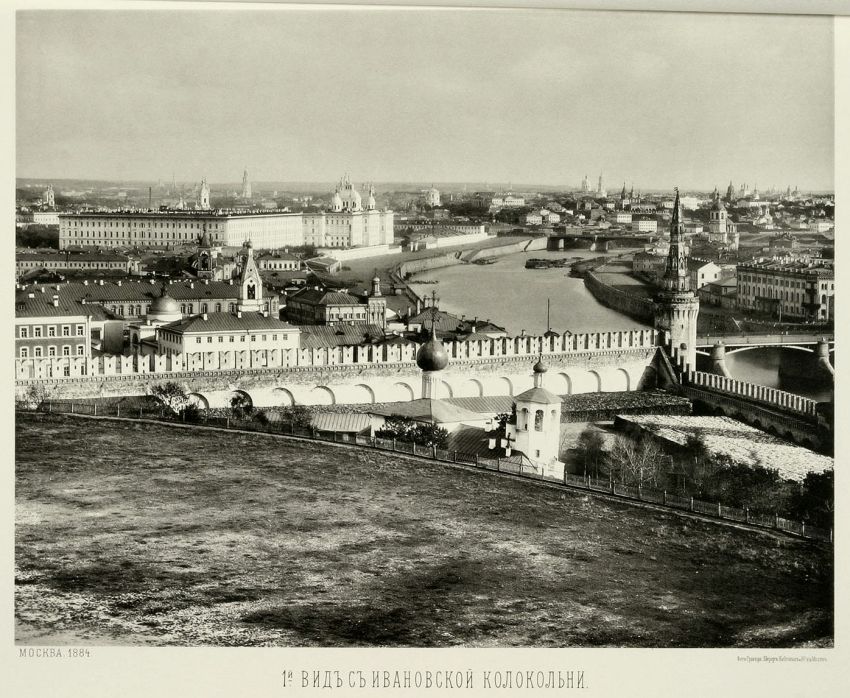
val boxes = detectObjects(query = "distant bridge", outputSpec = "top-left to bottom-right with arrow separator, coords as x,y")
694,333 -> 834,380
695,333 -> 834,352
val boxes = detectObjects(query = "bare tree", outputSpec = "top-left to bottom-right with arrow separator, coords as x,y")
609,435 -> 666,488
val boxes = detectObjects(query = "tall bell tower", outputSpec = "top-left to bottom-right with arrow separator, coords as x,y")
654,188 -> 699,372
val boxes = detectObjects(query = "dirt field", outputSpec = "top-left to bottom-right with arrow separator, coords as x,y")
15,413 -> 832,647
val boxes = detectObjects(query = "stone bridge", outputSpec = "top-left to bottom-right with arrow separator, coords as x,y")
681,371 -> 827,451
17,347 -> 661,410
696,333 -> 834,379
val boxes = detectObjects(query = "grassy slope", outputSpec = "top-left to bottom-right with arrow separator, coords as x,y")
15,413 -> 832,647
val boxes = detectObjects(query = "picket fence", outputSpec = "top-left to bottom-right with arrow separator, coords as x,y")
24,401 -> 833,544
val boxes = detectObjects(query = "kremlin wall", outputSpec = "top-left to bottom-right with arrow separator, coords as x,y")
15,329 -> 661,408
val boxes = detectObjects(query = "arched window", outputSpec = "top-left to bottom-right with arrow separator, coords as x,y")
247,283 -> 256,300
534,410 -> 544,432
520,407 -> 529,431
215,303 -> 221,312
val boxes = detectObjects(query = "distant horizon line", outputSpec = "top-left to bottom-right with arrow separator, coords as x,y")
16,176 -> 834,195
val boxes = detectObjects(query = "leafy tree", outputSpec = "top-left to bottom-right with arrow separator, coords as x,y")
149,382 -> 191,416
375,415 -> 418,441
410,423 -> 449,448
279,404 -> 313,430
375,415 -> 448,448
790,470 -> 834,528
230,393 -> 254,420
16,384 -> 54,410
573,426 -> 607,478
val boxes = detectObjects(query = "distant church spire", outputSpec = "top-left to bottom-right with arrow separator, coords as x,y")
662,188 -> 689,293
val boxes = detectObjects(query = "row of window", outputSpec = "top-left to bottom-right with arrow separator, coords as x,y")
67,220 -> 220,229
20,345 -> 86,358
192,333 -> 286,344
19,324 -> 85,338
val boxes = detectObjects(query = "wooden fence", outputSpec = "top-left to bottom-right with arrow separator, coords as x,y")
23,402 -> 833,544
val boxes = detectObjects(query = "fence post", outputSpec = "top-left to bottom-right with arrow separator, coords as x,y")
717,502 -> 721,517
689,497 -> 694,512
774,513 -> 780,529
745,507 -> 749,524
453,451 -> 457,463
140,407 -> 143,420
801,522 -> 806,537
475,454 -> 479,467
830,528 -> 833,543
663,490 -> 667,505
392,438 -> 396,452
93,403 -> 97,416
70,402 -> 74,414
116,404 -> 120,418
226,417 -> 230,429
432,444 -> 436,459
496,457 -> 500,471
637,485 -> 642,501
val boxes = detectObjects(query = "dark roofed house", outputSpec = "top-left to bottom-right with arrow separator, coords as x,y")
285,285 -> 386,329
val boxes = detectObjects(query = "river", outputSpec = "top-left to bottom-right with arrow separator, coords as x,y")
409,249 -> 648,335
408,249 -> 832,402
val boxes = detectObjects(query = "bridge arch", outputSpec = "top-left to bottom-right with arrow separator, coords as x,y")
310,386 -> 336,405
229,389 -> 253,409
554,372 -> 572,395
392,381 -> 416,402
725,345 -> 813,355
612,367 -> 630,392
272,387 -> 295,407
589,370 -> 602,393
457,378 -> 485,398
352,383 -> 376,404
187,392 -> 209,410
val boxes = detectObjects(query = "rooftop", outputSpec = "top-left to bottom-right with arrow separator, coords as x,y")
159,311 -> 297,334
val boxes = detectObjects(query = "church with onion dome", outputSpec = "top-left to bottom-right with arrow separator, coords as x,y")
302,175 -> 394,248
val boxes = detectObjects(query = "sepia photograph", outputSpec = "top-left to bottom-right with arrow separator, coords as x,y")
7,0 -> 847,694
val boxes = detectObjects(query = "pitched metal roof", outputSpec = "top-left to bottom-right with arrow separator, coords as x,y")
289,288 -> 364,306
159,311 -> 297,334
298,323 -> 385,348
369,398 -> 487,424
14,289 -> 116,320
311,412 -> 372,434
17,279 -> 245,303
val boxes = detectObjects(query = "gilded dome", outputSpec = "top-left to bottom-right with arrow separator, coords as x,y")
416,332 -> 449,372
149,286 -> 181,317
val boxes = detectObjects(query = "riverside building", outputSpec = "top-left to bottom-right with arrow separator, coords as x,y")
58,176 -> 393,251
736,260 -> 835,321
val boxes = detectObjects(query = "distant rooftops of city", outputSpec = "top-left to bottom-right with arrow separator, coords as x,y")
739,259 -> 835,277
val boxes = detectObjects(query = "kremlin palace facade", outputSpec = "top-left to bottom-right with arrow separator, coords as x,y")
58,176 -> 393,251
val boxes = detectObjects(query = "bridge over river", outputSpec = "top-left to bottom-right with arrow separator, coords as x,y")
694,333 -> 834,380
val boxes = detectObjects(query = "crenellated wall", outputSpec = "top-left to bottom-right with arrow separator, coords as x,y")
584,270 -> 656,323
14,330 -> 661,407
684,370 -> 817,417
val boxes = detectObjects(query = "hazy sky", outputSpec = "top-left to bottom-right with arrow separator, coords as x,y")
16,8 -> 834,190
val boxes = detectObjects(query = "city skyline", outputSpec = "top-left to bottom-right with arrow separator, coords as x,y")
17,9 -> 834,190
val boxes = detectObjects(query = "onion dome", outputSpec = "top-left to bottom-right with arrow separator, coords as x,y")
533,356 -> 548,374
416,329 -> 449,372
148,286 -> 182,321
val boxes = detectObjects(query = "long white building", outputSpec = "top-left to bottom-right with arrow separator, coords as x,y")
58,177 -> 393,251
